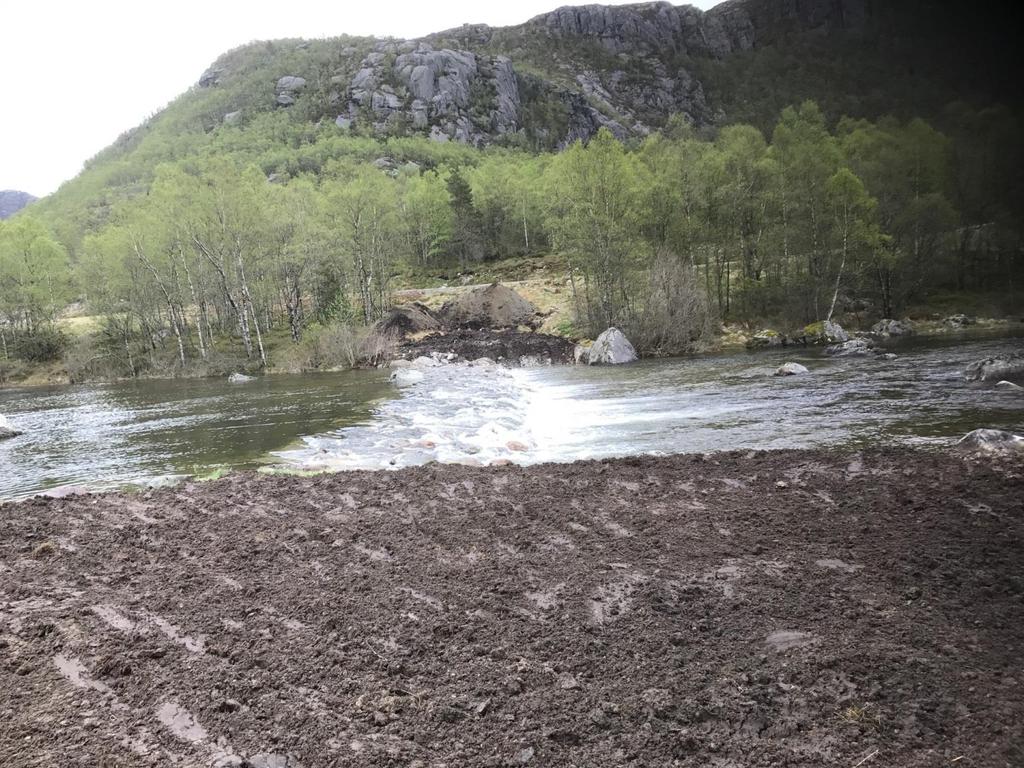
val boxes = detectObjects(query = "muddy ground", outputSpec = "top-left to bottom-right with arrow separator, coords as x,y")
1,450 -> 1022,767
400,329 -> 575,365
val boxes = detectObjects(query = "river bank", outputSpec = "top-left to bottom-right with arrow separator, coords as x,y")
1,448 -> 1021,767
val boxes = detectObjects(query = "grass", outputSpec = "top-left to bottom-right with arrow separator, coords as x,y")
836,704 -> 881,728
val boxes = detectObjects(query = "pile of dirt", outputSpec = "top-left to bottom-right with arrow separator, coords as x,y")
373,302 -> 441,338
438,283 -> 539,330
400,328 -> 575,365
1,449 -> 1021,767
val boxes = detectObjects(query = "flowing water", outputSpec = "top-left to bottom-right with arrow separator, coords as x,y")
1,331 -> 1022,500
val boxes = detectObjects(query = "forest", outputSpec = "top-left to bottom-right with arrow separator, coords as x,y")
1,99 -> 1021,381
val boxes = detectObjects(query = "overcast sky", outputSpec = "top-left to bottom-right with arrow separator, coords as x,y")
0,1 -> 722,198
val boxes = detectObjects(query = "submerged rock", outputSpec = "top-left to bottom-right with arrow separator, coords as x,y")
956,428 -> 1024,454
964,352 -> 1024,382
774,362 -> 809,376
0,415 -> 22,441
587,327 -> 637,365
390,368 -> 425,386
872,318 -> 915,337
824,338 -> 875,357
228,373 -> 256,384
996,380 -> 1024,391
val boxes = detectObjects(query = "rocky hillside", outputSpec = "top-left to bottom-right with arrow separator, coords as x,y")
190,0 -> 1018,148
0,190 -> 37,220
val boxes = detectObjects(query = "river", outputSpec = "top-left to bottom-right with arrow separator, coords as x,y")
1,331 -> 1021,499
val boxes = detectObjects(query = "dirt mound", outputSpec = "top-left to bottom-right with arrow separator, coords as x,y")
2,450 -> 1022,766
439,283 -> 538,330
374,302 -> 441,338
400,328 -> 575,365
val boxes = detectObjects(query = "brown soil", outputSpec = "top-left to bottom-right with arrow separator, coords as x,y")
438,283 -> 539,331
1,450 -> 1022,767
400,329 -> 576,365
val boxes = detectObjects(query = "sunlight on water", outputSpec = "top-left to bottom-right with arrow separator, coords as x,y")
1,331 -> 1022,499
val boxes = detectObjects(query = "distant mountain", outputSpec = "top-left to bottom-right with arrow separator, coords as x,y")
0,190 -> 37,220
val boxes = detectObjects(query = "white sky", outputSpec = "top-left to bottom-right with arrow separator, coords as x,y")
1,1 -> 721,198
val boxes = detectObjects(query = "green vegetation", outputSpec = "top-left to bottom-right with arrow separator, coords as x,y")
1,94 -> 1021,383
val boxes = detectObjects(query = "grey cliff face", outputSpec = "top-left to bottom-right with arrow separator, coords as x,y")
196,1 -> 870,148
334,41 -> 523,145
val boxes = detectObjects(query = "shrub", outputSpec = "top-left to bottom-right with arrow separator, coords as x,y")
13,328 -> 68,363
629,253 -> 715,356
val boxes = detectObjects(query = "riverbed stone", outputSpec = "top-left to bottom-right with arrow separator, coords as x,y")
228,373 -> 257,384
996,380 -> 1023,391
587,327 -> 637,365
774,362 -> 809,376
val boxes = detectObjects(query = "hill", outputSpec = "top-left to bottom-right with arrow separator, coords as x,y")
0,190 -> 37,220
1,0 -> 1021,384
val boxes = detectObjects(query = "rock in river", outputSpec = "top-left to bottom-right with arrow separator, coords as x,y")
964,351 -> 1024,382
956,428 -> 1024,454
775,362 -> 809,376
871,318 -> 915,337
824,338 -> 875,357
391,368 -> 425,386
0,414 -> 23,441
587,327 -> 637,365
228,373 -> 257,384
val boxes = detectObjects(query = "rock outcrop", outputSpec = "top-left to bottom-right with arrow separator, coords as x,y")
196,1 -> 875,148
275,76 -> 306,106
585,327 -> 638,365
0,190 -> 37,220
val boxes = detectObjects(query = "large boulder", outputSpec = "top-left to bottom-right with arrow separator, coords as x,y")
375,302 -> 441,338
824,338 -> 875,357
276,75 -> 307,106
964,352 -> 1024,382
956,428 -> 1024,454
803,320 -> 849,344
587,327 -> 637,365
438,283 -> 538,330
871,318 -> 915,337
774,362 -> 809,376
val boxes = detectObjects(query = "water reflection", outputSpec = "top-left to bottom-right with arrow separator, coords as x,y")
0,372 -> 392,499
